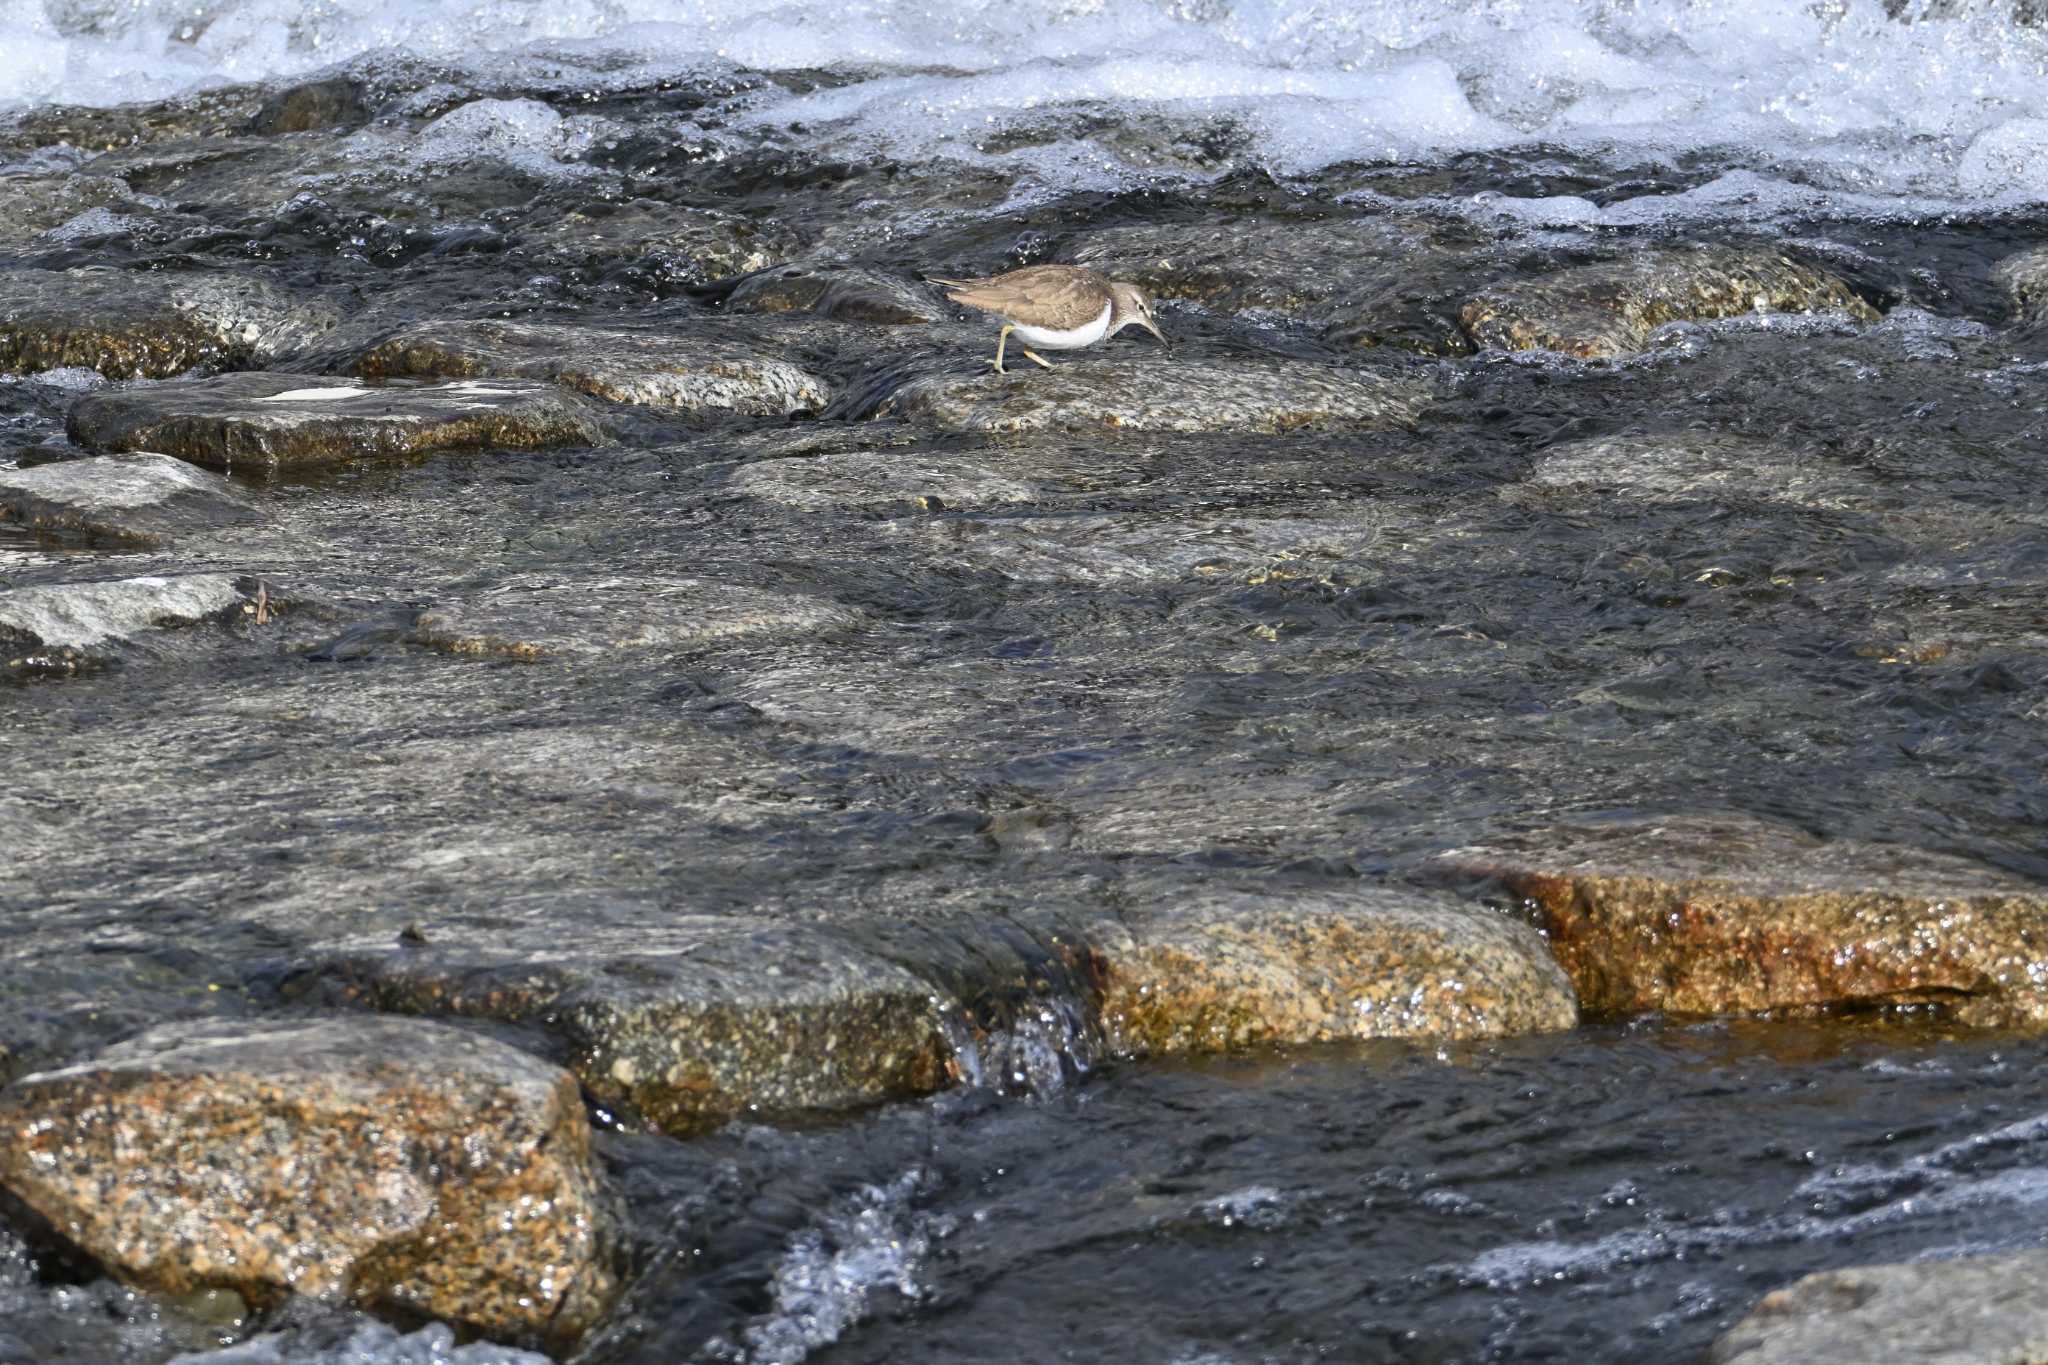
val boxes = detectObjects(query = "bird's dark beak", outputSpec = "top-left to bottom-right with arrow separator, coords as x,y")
1141,317 -> 1166,345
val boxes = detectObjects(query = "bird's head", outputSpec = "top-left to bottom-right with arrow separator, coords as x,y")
1107,281 -> 1166,344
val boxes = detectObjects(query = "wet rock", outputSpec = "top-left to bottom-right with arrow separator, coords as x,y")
324,922 -> 972,1136
406,575 -> 865,661
0,453 -> 259,546
1436,813 -> 2048,1025
725,264 -> 941,324
246,77 -> 373,135
879,507 -> 1391,585
871,358 -> 1429,435
1460,249 -> 1879,358
1994,244 -> 2048,322
0,268 -> 339,380
0,573 -> 267,670
0,171 -> 185,251
1070,216 -> 1482,353
356,320 -> 829,416
68,373 -> 603,470
1092,886 -> 1578,1056
729,451 -> 1034,511
526,199 -> 800,285
1519,434 -> 1883,510
0,1016 -> 619,1351
1708,1250 -> 2048,1364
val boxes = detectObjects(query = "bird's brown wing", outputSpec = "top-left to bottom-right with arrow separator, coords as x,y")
928,265 -> 1111,330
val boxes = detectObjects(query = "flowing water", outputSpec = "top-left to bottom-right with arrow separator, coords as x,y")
6,0 -> 2048,1360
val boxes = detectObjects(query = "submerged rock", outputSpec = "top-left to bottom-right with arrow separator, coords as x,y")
1994,244 -> 2048,322
1709,1250 -> 2048,1364
1460,249 -> 1879,358
356,319 -> 829,416
406,574 -> 865,661
1436,813 -> 2048,1025
1070,216 -> 1482,354
1519,434 -> 1884,511
728,450 -> 1035,511
0,453 -> 259,546
0,573 -> 268,670
871,358 -> 1428,435
0,268 -> 339,379
526,199 -> 801,285
0,1016 -> 620,1352
725,263 -> 942,324
1092,886 -> 1578,1056
68,373 -> 603,469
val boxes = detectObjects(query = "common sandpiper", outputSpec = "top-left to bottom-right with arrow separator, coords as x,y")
927,265 -> 1166,374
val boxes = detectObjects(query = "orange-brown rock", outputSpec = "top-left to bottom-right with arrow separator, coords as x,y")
0,1016 -> 620,1352
1091,885 -> 1578,1056
1436,814 -> 2048,1025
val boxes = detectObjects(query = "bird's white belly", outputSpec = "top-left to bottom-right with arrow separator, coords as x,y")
1012,302 -> 1111,350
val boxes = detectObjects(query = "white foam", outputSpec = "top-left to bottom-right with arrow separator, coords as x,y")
5,0 -> 2048,213
253,385 -> 369,402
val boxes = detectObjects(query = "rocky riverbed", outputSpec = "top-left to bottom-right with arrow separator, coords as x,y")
6,7 -> 2048,1361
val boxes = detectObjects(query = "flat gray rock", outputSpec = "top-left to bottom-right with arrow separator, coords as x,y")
871,358 -> 1429,435
1709,1251 -> 2048,1364
0,1015 -> 620,1352
0,572 -> 266,669
0,267 -> 338,379
406,574 -> 866,661
68,373 -> 603,469
356,319 -> 829,416
1461,249 -> 1880,358
0,452 -> 259,546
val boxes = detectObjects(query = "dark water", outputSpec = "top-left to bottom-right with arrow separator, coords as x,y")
6,38 -> 2048,1365
588,1019 -> 2048,1365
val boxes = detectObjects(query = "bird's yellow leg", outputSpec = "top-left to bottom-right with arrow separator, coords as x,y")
1021,348 -> 1055,370
988,324 -> 1013,374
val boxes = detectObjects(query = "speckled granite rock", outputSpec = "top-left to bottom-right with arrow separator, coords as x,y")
356,319 -> 829,416
1436,813 -> 2048,1025
1070,216 -> 1483,354
0,1016 -> 621,1351
406,574 -> 865,661
725,264 -> 941,324
871,359 -> 1428,435
0,453 -> 259,546
1995,245 -> 2048,323
0,267 -> 338,379
68,373 -> 603,469
1709,1251 -> 2048,1364
1092,886 -> 1578,1056
0,572 -> 269,671
1460,249 -> 1879,358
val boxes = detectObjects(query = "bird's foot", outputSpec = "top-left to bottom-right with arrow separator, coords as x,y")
1022,349 -> 1055,370
986,357 -> 1008,374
